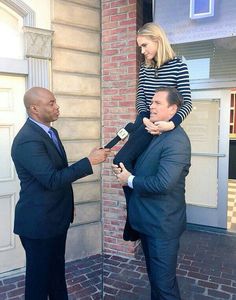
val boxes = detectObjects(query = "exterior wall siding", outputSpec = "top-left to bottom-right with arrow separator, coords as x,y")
51,0 -> 102,261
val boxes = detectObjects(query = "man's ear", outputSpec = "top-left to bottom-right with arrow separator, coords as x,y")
29,104 -> 38,115
169,104 -> 178,116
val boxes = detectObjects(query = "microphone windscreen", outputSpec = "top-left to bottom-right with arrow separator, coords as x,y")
104,122 -> 136,149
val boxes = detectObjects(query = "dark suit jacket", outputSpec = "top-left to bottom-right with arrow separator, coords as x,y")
11,119 -> 93,239
129,126 -> 191,240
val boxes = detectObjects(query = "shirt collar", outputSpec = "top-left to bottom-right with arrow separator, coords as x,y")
29,117 -> 51,136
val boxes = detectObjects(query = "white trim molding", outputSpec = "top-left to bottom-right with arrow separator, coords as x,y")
190,0 -> 215,19
0,0 -> 35,26
27,57 -> 50,88
0,1 -> 53,88
24,26 -> 53,60
0,57 -> 27,74
24,27 -> 53,89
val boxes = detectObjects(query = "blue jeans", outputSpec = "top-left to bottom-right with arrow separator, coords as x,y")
140,234 -> 181,300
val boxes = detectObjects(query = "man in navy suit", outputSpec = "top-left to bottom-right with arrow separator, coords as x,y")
11,87 -> 110,300
114,87 -> 191,300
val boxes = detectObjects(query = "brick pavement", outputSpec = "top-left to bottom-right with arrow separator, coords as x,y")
0,255 -> 102,300
103,229 -> 236,300
1,229 -> 236,299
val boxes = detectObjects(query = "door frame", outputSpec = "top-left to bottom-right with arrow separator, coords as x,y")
186,89 -> 230,229
0,0 -> 51,275
0,0 -> 52,89
0,75 -> 27,273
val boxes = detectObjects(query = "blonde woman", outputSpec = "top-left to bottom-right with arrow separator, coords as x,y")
136,22 -> 192,133
113,22 -> 192,241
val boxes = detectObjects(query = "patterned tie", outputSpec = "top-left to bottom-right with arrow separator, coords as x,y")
48,128 -> 62,154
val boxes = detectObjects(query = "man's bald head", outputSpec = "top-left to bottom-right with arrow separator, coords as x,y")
24,87 -> 49,112
23,87 -> 59,126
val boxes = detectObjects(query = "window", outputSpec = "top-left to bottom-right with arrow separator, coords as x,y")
230,90 -> 236,137
173,37 -> 236,82
190,0 -> 215,19
0,3 -> 23,59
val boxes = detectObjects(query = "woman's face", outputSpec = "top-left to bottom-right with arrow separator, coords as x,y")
137,35 -> 158,61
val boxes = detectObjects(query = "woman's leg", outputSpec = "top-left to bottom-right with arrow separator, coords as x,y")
113,124 -> 153,241
113,124 -> 153,172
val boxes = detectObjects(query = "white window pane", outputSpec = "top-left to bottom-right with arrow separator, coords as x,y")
183,100 -> 219,207
194,0 -> 210,14
0,3 -> 23,59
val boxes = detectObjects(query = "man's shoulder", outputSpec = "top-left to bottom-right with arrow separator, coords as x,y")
169,126 -> 189,137
165,126 -> 190,146
14,119 -> 33,137
13,119 -> 45,145
176,125 -> 189,137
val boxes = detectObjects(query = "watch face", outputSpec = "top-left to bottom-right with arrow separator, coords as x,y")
117,128 -> 129,140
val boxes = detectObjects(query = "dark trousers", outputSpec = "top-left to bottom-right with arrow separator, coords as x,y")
20,232 -> 68,300
113,122 -> 153,241
140,234 -> 181,300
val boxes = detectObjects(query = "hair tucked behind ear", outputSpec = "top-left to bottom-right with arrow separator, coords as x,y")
137,22 -> 175,68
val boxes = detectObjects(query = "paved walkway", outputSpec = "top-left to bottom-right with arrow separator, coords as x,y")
103,229 -> 236,300
1,229 -> 236,299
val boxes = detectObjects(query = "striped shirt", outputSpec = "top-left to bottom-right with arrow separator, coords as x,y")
136,57 -> 192,126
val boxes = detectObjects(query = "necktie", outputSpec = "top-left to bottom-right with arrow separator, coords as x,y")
48,128 -> 62,154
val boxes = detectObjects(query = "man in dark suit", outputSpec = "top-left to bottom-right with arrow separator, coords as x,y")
11,87 -> 110,300
114,87 -> 191,300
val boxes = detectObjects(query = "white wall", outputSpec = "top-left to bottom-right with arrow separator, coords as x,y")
154,0 -> 236,44
23,0 -> 51,29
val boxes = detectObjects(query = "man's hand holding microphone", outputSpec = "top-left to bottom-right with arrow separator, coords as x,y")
88,147 -> 111,165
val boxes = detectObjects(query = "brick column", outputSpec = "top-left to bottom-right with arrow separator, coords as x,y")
101,0 -> 142,256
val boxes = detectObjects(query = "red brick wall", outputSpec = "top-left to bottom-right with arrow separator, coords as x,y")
101,0 -> 142,256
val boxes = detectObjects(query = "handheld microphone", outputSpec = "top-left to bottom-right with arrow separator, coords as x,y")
104,123 -> 136,149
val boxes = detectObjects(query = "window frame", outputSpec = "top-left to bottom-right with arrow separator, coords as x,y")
190,0 -> 215,19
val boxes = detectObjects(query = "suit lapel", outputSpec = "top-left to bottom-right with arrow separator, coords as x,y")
27,119 -> 67,162
27,119 -> 50,140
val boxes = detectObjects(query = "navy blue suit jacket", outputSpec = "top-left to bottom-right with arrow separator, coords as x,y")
129,126 -> 191,240
11,119 -> 93,239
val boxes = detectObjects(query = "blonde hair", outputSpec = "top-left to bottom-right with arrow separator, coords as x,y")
137,22 -> 175,68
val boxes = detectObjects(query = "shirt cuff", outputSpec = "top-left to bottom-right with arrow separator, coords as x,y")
128,175 -> 135,189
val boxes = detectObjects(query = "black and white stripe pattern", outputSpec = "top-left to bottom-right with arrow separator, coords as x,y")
136,57 -> 192,126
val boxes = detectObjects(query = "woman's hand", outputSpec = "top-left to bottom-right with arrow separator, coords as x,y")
154,120 -> 175,132
143,118 -> 175,135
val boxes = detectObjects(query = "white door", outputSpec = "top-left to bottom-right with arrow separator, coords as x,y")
0,75 -> 26,273
182,89 -> 230,228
